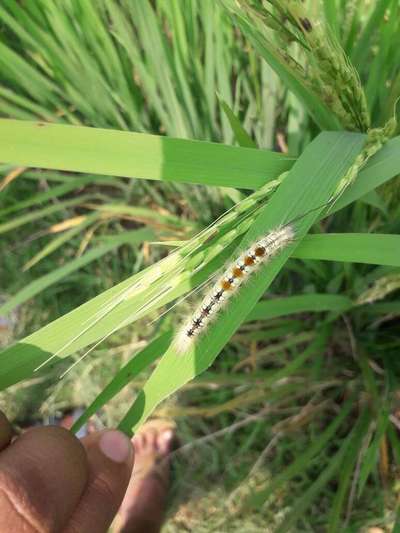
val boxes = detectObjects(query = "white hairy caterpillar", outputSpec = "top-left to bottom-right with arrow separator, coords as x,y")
174,224 -> 295,354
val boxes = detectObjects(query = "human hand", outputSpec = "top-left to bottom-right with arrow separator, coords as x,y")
0,410 -> 134,532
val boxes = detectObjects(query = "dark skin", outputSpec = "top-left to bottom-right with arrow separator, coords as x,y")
0,410 -> 172,533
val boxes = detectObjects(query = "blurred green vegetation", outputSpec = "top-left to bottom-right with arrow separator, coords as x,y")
1,1 -> 400,531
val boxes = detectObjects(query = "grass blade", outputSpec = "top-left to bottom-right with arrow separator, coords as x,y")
0,228 -> 153,316
278,409 -> 371,533
249,392 -> 360,509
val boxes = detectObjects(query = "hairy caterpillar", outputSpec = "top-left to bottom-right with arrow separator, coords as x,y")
174,224 -> 295,354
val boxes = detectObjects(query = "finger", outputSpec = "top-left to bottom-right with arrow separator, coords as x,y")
65,429 -> 134,533
0,426 -> 88,532
0,410 -> 12,451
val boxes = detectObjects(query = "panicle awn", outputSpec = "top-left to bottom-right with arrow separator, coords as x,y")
34,179 -> 282,376
174,224 -> 295,354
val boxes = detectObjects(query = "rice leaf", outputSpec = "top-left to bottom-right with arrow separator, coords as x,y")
0,119 -> 293,189
248,294 -> 352,322
1,121 -> 399,199
293,234 -> 400,267
117,131 -> 366,434
357,404 -> 390,498
71,331 -> 173,434
219,97 -> 257,148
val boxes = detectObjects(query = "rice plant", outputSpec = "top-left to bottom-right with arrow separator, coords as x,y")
1,1 -> 400,530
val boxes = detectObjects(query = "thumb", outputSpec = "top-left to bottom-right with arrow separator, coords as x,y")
66,429 -> 134,533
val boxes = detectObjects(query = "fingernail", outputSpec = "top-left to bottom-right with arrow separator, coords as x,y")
99,430 -> 133,463
159,429 -> 174,454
